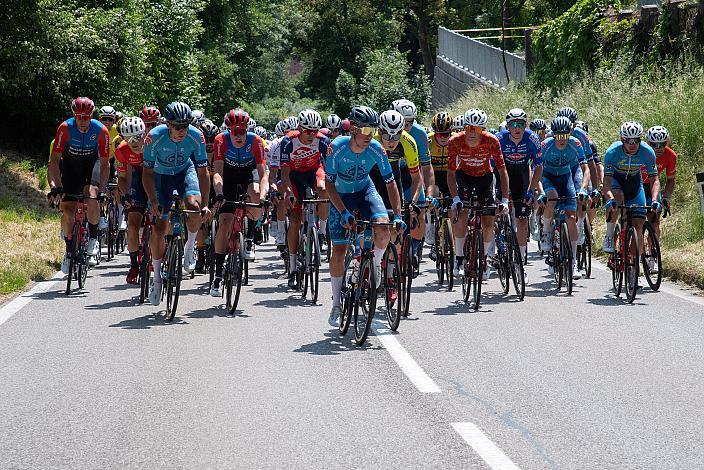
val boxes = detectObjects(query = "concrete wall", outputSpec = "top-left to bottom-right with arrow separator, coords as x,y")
432,56 -> 500,110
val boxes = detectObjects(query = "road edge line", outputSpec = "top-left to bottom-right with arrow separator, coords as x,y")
0,271 -> 62,328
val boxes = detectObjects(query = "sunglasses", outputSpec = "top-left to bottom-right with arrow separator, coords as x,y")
649,141 -> 666,149
465,125 -> 483,133
357,126 -> 376,136
435,132 -> 451,138
74,114 -> 92,120
554,133 -> 571,141
509,121 -> 526,129
231,128 -> 246,136
301,128 -> 318,135
622,138 -> 641,145
170,122 -> 189,131
127,134 -> 144,143
100,116 -> 115,122
382,132 -> 402,142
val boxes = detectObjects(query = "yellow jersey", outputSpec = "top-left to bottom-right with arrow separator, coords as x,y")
428,132 -> 450,172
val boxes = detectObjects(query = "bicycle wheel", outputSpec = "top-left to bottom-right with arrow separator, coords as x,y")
106,205 -> 115,261
164,237 -> 183,321
353,254 -> 376,345
383,243 -> 401,331
139,225 -> 152,304
507,225 -> 525,300
560,222 -> 573,295
77,223 -> 88,290
65,222 -> 80,295
470,229 -> 484,311
401,234 -> 413,317
435,220 -> 444,285
641,221 -> 662,291
625,226 -> 640,303
582,222 -> 592,278
308,227 -> 320,303
496,222 -> 510,295
208,218 -> 217,289
552,223 -> 563,289
227,232 -> 245,313
339,245 -> 355,336
461,235 -> 470,302
611,224 -> 623,297
443,218 -> 454,291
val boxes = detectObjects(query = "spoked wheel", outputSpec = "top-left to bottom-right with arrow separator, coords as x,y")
496,223 -> 510,295
339,246 -> 355,336
106,207 -> 115,261
310,227 -> 321,303
435,221 -> 444,286
208,219 -> 217,290
353,254 -> 377,346
552,224 -> 563,289
65,223 -> 80,295
625,226 -> 640,303
225,233 -> 244,314
578,222 -> 593,279
77,229 -> 88,290
611,224 -> 623,297
641,221 -> 662,291
382,243 -> 402,331
443,219 -> 454,291
164,238 -> 183,321
507,225 -> 525,300
139,245 -> 152,305
560,222 -> 573,295
299,229 -> 308,297
469,230 -> 483,310
400,235 -> 413,317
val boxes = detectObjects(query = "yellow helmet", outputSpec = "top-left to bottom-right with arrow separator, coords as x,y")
431,112 -> 453,133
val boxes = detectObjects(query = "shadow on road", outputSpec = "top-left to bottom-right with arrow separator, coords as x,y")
294,330 -> 382,355
108,313 -> 188,329
185,305 -> 251,319
586,295 -> 646,307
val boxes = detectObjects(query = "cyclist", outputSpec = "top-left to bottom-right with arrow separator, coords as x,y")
496,108 -> 543,262
98,105 -> 126,232
642,125 -> 676,245
115,117 -> 148,284
210,109 -> 269,297
191,110 -> 206,128
602,122 -> 660,256
447,109 -> 509,281
194,119 -> 221,273
140,106 -> 161,133
268,120 -> 289,248
326,106 -> 405,326
280,109 -> 330,289
426,111 -> 453,258
529,119 -> 548,142
536,116 -> 589,279
326,114 -> 342,139
451,115 -> 464,134
142,101 -> 210,306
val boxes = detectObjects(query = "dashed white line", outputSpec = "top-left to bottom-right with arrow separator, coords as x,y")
373,320 -> 441,393
452,422 -> 521,470
0,272 -> 62,327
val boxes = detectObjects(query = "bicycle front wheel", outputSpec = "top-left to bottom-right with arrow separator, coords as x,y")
612,224 -> 623,297
560,222 -> 573,295
65,222 -> 80,295
226,232 -> 245,314
470,229 -> 483,311
383,243 -> 401,331
208,218 -> 217,289
308,227 -> 320,303
165,238 -> 183,321
401,234 -> 413,317
443,218 -> 454,291
625,226 -> 640,303
339,246 -> 355,336
139,225 -> 152,304
353,254 -> 376,345
507,225 -> 525,300
641,220 -> 662,291
496,222 -> 510,295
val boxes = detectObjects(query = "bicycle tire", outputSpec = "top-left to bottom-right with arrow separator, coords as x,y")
625,226 -> 639,303
435,220 -> 444,285
139,224 -> 152,304
583,222 -> 592,278
165,237 -> 183,321
401,234 -> 413,317
309,227 -> 320,303
106,205 -> 115,261
65,222 -> 80,295
641,221 -> 662,291
77,222 -> 88,290
612,224 -> 623,297
470,229 -> 483,311
300,228 -> 308,298
561,222 -> 573,295
383,243 -> 401,331
507,224 -> 525,300
553,223 -> 563,289
208,218 -> 217,289
444,218 -> 454,291
353,253 -> 376,345
339,246 -> 354,336
461,235 -> 470,302
496,220 -> 510,295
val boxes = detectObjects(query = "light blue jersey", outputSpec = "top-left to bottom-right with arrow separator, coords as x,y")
325,136 -> 394,193
408,122 -> 430,165
540,136 -> 586,176
143,124 -> 207,175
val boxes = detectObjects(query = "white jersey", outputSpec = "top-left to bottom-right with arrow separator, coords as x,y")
267,136 -> 283,169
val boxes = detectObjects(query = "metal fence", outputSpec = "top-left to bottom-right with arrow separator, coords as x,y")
437,27 -> 526,88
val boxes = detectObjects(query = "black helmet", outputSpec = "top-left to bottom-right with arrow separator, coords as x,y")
556,106 -> 578,123
163,101 -> 192,125
348,106 -> 379,127
529,118 -> 547,132
551,116 -> 573,134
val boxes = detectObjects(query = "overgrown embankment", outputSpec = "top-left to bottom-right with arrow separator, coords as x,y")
444,64 -> 704,288
0,149 -> 63,304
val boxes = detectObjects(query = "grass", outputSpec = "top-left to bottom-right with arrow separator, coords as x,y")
440,63 -> 704,289
0,149 -> 63,304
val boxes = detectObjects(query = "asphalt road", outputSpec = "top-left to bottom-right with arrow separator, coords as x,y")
1,238 -> 704,469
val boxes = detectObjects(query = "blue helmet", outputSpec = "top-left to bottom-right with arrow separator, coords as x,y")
163,101 -> 192,125
551,116 -> 573,134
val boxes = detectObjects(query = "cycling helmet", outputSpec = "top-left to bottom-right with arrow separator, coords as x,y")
451,115 -> 464,131
464,108 -> 488,128
163,101 -> 192,125
191,110 -> 206,126
551,116 -> 573,134
498,120 -> 508,132
379,110 -> 405,136
283,116 -> 299,132
99,106 -> 116,118
390,99 -> 417,119
341,119 -> 351,131
247,118 -> 257,131
575,120 -> 589,133
140,106 -> 161,124
620,121 -> 643,139
556,106 -> 578,123
348,106 -> 379,127
254,126 -> 267,137
529,118 -> 547,132
274,121 -> 286,137
488,128 -> 498,134
506,108 -> 527,123
201,119 -> 220,139
431,112 -> 453,133
71,97 -> 95,116
224,109 -> 250,130
298,109 -> 322,130
115,111 -> 124,122
647,125 -> 669,143
326,114 -> 342,130
120,117 -> 146,138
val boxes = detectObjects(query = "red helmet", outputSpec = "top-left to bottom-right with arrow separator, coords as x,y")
341,118 -> 351,131
224,109 -> 250,130
71,97 -> 95,116
140,106 -> 161,124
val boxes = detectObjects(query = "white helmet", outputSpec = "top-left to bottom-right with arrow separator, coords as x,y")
274,121 -> 286,137
506,108 -> 527,123
464,109 -> 489,128
326,114 -> 342,129
247,118 -> 257,131
298,109 -> 322,130
620,121 -> 643,139
191,110 -> 206,126
498,120 -> 508,132
283,116 -> 299,132
254,126 -> 267,137
451,115 -> 464,131
120,117 -> 146,138
378,110 -> 405,136
390,99 -> 417,119
99,106 -> 117,118
647,125 -> 669,143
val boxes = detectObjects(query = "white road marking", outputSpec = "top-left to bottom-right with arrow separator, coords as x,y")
0,272 -> 62,327
373,320 -> 441,393
452,422 -> 521,470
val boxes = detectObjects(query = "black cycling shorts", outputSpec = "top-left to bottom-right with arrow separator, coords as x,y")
456,171 -> 495,216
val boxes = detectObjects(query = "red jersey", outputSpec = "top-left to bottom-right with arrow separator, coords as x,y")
642,146 -> 676,184
448,131 -> 505,176
279,130 -> 330,172
114,141 -> 144,173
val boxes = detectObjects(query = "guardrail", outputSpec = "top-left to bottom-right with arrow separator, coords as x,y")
437,27 -> 526,88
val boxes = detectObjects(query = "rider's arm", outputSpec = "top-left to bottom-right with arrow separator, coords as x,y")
580,162 -> 590,192
117,165 -> 131,196
48,123 -> 69,189
142,167 -> 158,207
98,126 -> 111,189
213,160 -> 224,196
254,136 -> 269,200
421,164 -> 434,199
279,137 -> 293,195
491,140 -> 509,200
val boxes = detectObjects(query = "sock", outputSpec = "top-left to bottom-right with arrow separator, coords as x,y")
289,253 -> 297,271
117,204 -> 124,224
483,241 -> 491,257
520,245 -> 527,258
185,230 -> 197,252
571,241 -> 578,261
411,237 -> 422,253
320,218 -> 327,235
246,217 -> 256,239
88,223 -> 98,239
215,253 -> 226,277
373,247 -> 385,266
455,236 -> 466,256
542,218 -> 551,236
129,251 -> 139,268
331,276 -> 343,307
606,222 -> 615,239
488,238 -> 496,257
152,258 -> 162,282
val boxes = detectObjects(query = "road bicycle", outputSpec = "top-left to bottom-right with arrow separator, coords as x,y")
432,197 -> 455,291
493,204 -> 525,300
57,194 -> 99,295
294,188 -> 328,303
543,197 -> 576,295
138,212 -> 156,304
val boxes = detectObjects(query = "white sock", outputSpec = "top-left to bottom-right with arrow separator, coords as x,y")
488,238 -> 496,257
455,237 -> 466,257
571,241 -> 578,260
117,204 -> 124,223
483,241 -> 491,258
152,258 -> 162,282
606,222 -> 615,239
289,253 -> 296,270
373,247 -> 384,266
520,245 -> 527,258
542,218 -> 551,235
320,219 -> 327,235
185,230 -> 197,252
331,276 -> 343,307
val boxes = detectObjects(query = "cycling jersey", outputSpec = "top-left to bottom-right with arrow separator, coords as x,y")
143,124 -> 207,175
114,141 -> 143,172
107,125 -> 119,159
408,122 -> 431,166
213,131 -> 266,172
641,146 -> 676,184
53,117 -> 110,162
496,129 -> 543,167
603,141 -> 657,179
280,130 -> 329,172
540,137 -> 586,176
267,136 -> 283,169
428,132 -> 449,172
325,136 -> 394,194
371,131 -> 422,206
448,131 -> 505,176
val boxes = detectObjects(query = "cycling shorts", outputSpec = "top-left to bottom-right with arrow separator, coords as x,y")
154,160 -> 200,220
434,170 -> 451,198
456,171 -> 495,216
611,174 -> 646,218
497,165 -> 530,218
222,170 -> 254,208
542,171 -> 576,212
328,183 -> 387,246
61,157 -> 101,200
127,168 -> 147,214
290,166 -> 325,212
